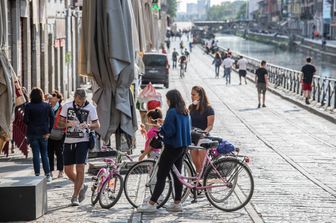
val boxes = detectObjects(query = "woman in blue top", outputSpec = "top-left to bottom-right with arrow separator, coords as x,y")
138,89 -> 191,213
24,88 -> 54,182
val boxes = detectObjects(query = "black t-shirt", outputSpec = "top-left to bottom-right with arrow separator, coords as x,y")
190,106 -> 215,130
172,52 -> 178,60
301,64 -> 316,83
255,67 -> 268,83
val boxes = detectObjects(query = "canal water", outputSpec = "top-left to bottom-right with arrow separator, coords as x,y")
216,35 -> 336,79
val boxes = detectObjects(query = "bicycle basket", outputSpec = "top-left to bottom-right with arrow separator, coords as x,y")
217,140 -> 235,154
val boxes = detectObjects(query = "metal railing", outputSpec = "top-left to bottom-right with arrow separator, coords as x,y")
216,46 -> 336,110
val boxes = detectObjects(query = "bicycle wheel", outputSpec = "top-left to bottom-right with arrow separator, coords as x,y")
91,169 -> 107,206
203,158 -> 254,212
124,160 -> 172,208
99,174 -> 123,209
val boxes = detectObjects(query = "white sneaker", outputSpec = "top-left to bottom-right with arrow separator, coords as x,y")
165,202 -> 182,212
46,175 -> 52,182
137,202 -> 157,213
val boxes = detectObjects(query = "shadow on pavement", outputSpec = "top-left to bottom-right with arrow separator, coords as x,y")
238,108 -> 259,112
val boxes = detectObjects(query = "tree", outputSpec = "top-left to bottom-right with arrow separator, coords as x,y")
167,0 -> 178,18
206,1 -> 246,21
236,2 -> 247,20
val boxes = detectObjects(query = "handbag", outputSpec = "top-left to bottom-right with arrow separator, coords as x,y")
49,107 -> 64,140
149,134 -> 163,149
89,131 -> 96,150
49,128 -> 65,140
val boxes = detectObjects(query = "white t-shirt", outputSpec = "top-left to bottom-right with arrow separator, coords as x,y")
237,58 -> 247,70
222,58 -> 234,68
60,101 -> 98,144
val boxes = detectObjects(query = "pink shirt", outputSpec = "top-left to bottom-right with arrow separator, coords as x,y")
145,127 -> 161,152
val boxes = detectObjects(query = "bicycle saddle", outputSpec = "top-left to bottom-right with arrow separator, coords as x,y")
205,136 -> 222,142
103,158 -> 114,164
199,141 -> 219,149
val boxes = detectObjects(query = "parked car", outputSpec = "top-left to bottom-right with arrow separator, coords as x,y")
141,53 -> 170,88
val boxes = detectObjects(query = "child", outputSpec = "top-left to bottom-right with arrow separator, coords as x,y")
139,109 -> 163,161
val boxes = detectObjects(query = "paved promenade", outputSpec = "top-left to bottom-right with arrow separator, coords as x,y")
1,38 -> 336,222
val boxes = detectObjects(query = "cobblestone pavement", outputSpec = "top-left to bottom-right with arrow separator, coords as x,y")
2,37 -> 336,222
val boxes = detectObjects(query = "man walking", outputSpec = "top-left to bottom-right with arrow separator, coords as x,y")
237,55 -> 248,85
222,54 -> 234,84
301,57 -> 316,104
59,89 -> 100,206
255,60 -> 268,108
172,48 -> 179,69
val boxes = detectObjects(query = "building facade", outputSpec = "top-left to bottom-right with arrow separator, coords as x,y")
6,0 -> 82,99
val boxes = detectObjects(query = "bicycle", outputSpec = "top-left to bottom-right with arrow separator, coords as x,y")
124,141 -> 254,212
180,62 -> 186,78
91,150 -> 133,209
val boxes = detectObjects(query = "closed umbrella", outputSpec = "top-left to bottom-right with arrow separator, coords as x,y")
0,0 -> 16,152
80,0 -> 137,143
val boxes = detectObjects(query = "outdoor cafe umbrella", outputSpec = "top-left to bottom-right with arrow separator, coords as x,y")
0,0 -> 16,149
79,0 -> 137,142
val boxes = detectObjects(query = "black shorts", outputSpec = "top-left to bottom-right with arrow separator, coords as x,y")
239,70 -> 247,77
63,142 -> 89,165
257,83 -> 267,94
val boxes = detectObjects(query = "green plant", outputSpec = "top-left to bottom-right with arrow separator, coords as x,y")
65,52 -> 72,64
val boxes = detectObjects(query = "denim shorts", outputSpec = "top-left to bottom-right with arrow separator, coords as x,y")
63,142 -> 89,165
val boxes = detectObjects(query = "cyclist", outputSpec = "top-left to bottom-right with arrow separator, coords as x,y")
179,53 -> 187,72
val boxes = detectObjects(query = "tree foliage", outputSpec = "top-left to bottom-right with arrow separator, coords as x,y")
167,0 -> 178,18
236,2 -> 247,20
206,1 -> 246,21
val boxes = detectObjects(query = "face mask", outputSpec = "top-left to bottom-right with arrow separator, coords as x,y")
192,100 -> 199,105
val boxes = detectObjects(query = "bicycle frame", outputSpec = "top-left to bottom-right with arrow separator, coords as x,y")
95,151 -> 133,193
146,146 -> 230,192
171,147 -> 231,191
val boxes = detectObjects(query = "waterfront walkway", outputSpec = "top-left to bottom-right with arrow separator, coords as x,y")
1,39 -> 336,222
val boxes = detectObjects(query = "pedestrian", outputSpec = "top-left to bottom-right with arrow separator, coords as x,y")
58,88 -> 100,206
189,86 -> 214,174
48,90 -> 65,179
237,55 -> 248,85
255,60 -> 269,108
137,89 -> 191,213
189,42 -> 193,53
222,54 -> 235,84
24,87 -> 54,182
138,108 -> 163,161
212,52 -> 222,78
301,57 -> 316,104
322,37 -> 327,49
166,39 -> 171,50
172,48 -> 179,69
179,40 -> 184,54
161,46 -> 167,54
184,48 -> 190,71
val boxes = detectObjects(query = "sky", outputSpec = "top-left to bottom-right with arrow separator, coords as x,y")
177,0 -> 228,12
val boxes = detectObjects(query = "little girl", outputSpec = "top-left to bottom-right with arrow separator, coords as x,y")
139,109 -> 163,161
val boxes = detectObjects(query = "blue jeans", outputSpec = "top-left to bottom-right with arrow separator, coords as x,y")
215,65 -> 220,77
28,136 -> 51,176
224,68 -> 231,84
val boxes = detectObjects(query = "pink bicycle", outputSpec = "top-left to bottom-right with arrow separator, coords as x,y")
124,140 -> 254,212
91,150 -> 132,209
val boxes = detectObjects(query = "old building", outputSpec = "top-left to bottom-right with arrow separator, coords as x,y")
6,0 -> 81,98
